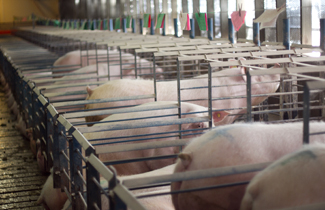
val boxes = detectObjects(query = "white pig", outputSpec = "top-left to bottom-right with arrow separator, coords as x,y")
36,168 -> 68,210
85,64 -> 279,124
240,144 -> 325,210
84,101 -> 226,175
171,122 -> 325,210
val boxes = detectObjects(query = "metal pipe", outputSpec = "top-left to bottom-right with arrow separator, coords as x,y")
253,21 -> 260,46
122,18 -> 127,33
228,18 -> 235,43
139,19 -> 143,34
132,18 -> 136,33
208,18 -> 213,40
320,19 -> 325,51
190,19 -> 195,39
174,18 -> 178,37
283,18 -> 290,50
150,19 -> 155,35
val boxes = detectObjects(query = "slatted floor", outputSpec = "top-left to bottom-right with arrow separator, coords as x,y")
0,85 -> 48,209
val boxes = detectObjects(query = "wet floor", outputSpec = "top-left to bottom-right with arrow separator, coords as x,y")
0,86 -> 48,209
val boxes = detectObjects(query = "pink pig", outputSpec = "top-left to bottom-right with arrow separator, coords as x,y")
84,101 -> 224,175
171,122 -> 325,210
240,144 -> 325,210
85,62 -> 279,124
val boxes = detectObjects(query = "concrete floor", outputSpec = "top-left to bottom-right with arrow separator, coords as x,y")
0,86 -> 47,209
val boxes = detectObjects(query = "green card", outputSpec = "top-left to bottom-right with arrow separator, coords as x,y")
65,21 -> 70,29
115,18 -> 121,29
195,13 -> 207,31
143,14 -> 150,28
156,14 -> 165,29
61,20 -> 65,28
45,19 -> 49,26
53,20 -> 60,27
70,21 -> 74,29
126,16 -> 132,28
80,20 -> 86,30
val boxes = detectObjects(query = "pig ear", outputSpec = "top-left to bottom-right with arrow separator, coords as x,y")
178,153 -> 192,169
240,66 -> 247,82
212,111 -> 230,125
86,86 -> 93,96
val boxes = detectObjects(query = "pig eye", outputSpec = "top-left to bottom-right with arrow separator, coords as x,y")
197,124 -> 202,128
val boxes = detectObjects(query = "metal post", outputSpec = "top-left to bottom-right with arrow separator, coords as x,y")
132,18 -> 136,33
177,59 -> 182,140
253,21 -> 260,46
162,18 -> 166,36
190,19 -> 195,39
174,18 -> 178,37
150,19 -> 155,35
86,148 -> 101,210
208,65 -> 213,128
119,49 -> 123,79
228,18 -> 234,43
153,55 -> 157,101
208,18 -> 213,40
109,19 -> 114,31
303,84 -> 310,144
320,19 -> 325,51
122,18 -> 127,33
70,132 -> 83,210
139,19 -> 143,34
283,18 -> 290,50
246,70 -> 252,122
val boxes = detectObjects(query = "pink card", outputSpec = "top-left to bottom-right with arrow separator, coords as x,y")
205,13 -> 208,31
186,14 -> 191,30
231,11 -> 247,31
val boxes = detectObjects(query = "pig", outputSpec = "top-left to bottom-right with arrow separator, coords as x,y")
84,63 -> 279,124
52,50 -> 163,79
84,101 -> 227,175
171,121 -> 325,210
36,168 -> 68,210
36,139 -> 46,172
62,164 -> 175,210
53,50 -> 118,68
240,144 -> 325,210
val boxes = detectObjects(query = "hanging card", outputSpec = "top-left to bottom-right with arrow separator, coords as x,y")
186,14 -> 191,30
231,11 -> 247,31
195,13 -> 208,31
180,13 -> 188,30
115,18 -> 121,29
156,14 -> 165,29
143,14 -> 151,28
254,3 -> 286,29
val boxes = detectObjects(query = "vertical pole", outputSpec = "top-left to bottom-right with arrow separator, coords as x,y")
283,18 -> 290,50
174,18 -> 178,37
162,18 -> 166,36
208,18 -> 213,40
132,18 -> 136,33
303,84 -> 310,144
109,19 -> 114,31
139,19 -> 143,34
246,70 -> 252,122
208,65 -> 213,128
253,21 -> 260,46
150,20 -> 155,35
122,18 -> 127,33
190,19 -> 195,39
320,19 -> 325,51
228,18 -> 234,43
